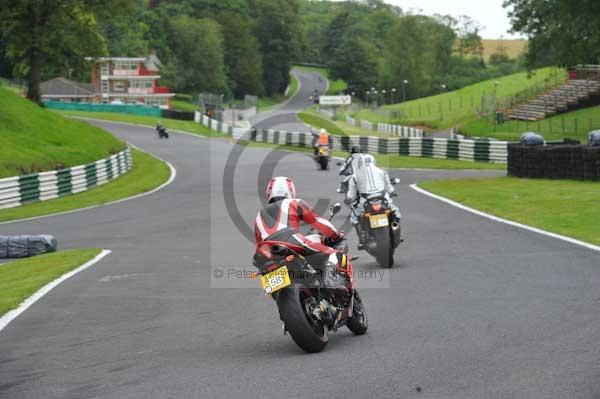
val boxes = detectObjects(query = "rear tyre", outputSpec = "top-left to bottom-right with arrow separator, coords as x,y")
373,227 -> 394,268
347,291 -> 368,335
277,286 -> 328,353
319,158 -> 328,170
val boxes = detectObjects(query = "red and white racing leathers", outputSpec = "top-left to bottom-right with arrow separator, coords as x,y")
254,198 -> 341,256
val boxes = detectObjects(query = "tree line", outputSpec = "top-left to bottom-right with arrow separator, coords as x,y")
1,0 -> 596,104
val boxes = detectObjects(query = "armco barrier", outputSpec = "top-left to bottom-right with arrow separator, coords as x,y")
345,116 -> 424,138
194,112 -> 506,163
44,101 -> 161,117
0,147 -> 132,210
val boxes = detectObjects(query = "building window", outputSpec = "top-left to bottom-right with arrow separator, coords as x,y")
113,81 -> 126,92
130,80 -> 153,89
114,61 -> 138,71
100,62 -> 109,75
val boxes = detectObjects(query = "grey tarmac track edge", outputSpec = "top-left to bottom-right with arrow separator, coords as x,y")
0,120 -> 600,399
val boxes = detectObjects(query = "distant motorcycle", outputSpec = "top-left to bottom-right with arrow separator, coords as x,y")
355,179 -> 402,268
314,145 -> 330,170
156,125 -> 169,139
252,203 -> 367,353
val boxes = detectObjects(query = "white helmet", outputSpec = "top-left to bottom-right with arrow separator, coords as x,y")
266,176 -> 296,203
319,128 -> 327,134
363,154 -> 375,166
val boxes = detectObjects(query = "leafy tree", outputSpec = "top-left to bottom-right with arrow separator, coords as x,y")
100,17 -> 150,57
216,12 -> 263,97
379,15 -> 456,99
328,37 -> 378,95
504,0 -> 600,67
453,16 -> 484,59
253,0 -> 299,96
162,16 -> 226,94
0,0 -> 132,102
489,52 -> 512,66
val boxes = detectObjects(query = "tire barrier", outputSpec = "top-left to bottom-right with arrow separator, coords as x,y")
0,147 -> 132,210
249,129 -> 506,163
345,116 -> 424,138
195,112 -> 250,138
508,143 -> 600,180
195,112 -> 507,163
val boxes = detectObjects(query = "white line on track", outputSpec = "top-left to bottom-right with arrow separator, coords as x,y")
0,145 -> 176,226
0,249 -> 112,333
411,183 -> 600,253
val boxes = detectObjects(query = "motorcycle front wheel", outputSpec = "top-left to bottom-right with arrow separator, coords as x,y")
277,286 -> 328,353
347,291 -> 368,335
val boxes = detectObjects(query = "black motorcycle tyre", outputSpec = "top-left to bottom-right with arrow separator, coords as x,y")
277,285 -> 328,353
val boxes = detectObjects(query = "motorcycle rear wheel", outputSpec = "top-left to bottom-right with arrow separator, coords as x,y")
373,227 -> 394,268
277,286 -> 328,353
319,158 -> 328,170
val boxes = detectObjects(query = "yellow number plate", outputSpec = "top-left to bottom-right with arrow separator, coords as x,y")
369,214 -> 389,228
319,148 -> 329,156
260,265 -> 291,294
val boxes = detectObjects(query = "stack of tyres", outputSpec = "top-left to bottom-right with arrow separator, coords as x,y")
546,146 -> 570,179
583,147 -> 600,180
507,144 -> 522,177
525,146 -> 545,178
570,145 -> 584,179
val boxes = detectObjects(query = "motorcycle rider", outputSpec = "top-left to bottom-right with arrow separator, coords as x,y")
346,154 -> 402,241
339,145 -> 362,175
254,176 -> 350,291
311,128 -> 331,156
337,145 -> 362,193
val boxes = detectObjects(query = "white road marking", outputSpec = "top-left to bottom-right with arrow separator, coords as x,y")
0,146 -> 176,225
411,184 -> 600,253
0,249 -> 112,333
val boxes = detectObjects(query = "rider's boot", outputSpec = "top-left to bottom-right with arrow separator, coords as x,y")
354,223 -> 365,250
322,255 -> 349,293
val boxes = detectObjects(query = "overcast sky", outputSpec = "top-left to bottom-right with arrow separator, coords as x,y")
384,0 -> 524,39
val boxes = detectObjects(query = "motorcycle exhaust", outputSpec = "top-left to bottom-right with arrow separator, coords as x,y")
391,221 -> 402,247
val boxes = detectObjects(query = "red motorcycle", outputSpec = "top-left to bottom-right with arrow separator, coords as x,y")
252,203 -> 368,353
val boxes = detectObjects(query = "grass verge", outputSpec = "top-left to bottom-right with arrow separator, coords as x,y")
354,67 -> 565,130
171,99 -> 198,112
460,105 -> 600,142
298,110 -> 347,136
419,176 -> 600,245
0,148 -> 170,223
56,110 -> 217,137
298,109 -> 399,138
241,141 -> 505,170
0,87 -> 125,178
0,248 -> 102,316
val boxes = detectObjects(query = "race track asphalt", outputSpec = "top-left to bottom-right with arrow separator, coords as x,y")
1,119 -> 599,399
251,69 -> 328,132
